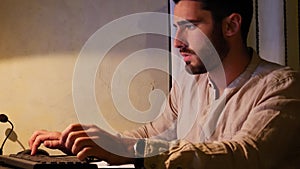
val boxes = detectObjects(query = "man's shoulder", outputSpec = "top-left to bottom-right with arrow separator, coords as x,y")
252,60 -> 299,89
254,60 -> 297,80
238,60 -> 300,102
269,66 -> 298,81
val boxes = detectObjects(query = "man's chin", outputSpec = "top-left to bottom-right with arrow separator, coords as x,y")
185,65 -> 207,75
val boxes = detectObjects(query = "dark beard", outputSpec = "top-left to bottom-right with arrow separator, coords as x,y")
182,23 -> 229,75
185,62 -> 207,74
211,23 -> 229,63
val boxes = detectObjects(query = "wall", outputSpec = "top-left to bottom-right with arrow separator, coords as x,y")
247,0 -> 299,70
0,0 -> 169,155
286,0 -> 299,70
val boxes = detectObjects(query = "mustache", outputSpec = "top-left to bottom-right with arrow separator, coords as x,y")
179,48 -> 196,55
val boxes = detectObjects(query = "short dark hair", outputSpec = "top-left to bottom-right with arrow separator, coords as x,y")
173,0 -> 253,44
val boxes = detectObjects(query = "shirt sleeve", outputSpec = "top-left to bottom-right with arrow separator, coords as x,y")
143,70 -> 300,169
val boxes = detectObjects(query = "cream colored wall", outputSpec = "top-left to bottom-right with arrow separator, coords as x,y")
0,0 -> 169,155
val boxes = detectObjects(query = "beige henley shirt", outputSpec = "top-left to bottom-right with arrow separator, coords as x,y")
122,50 -> 300,169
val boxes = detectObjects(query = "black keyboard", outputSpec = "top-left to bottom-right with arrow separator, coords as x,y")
0,153 -> 98,169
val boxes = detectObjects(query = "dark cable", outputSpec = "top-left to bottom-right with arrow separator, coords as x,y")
0,114 -> 14,155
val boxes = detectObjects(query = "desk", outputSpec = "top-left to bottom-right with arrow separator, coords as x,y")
0,162 -> 15,169
93,161 -> 135,168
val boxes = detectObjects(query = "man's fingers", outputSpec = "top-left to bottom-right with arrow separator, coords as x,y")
76,146 -> 97,161
30,131 -> 53,155
65,131 -> 88,150
61,124 -> 98,150
43,140 -> 61,148
71,136 -> 99,155
29,131 -> 61,155
60,124 -> 85,146
29,130 -> 47,149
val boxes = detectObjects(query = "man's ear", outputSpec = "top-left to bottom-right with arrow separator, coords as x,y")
222,13 -> 242,37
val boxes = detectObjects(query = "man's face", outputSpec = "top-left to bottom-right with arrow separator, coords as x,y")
173,1 -> 227,74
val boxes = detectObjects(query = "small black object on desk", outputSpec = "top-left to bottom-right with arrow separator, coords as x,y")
17,149 -> 49,156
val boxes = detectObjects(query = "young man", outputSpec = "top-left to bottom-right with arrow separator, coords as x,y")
29,0 -> 300,168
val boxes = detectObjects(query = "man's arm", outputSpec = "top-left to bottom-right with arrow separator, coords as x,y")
141,70 -> 300,169
142,99 -> 300,169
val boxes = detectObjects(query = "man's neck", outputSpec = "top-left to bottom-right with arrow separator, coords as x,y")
208,46 -> 251,96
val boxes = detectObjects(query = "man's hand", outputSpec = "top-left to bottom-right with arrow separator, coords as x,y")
60,124 -> 136,165
29,130 -> 71,155
29,124 -> 136,165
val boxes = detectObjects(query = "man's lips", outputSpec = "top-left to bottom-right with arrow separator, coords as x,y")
180,52 -> 192,62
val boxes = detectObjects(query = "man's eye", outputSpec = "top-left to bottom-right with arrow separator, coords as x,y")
172,24 -> 178,29
185,24 -> 196,30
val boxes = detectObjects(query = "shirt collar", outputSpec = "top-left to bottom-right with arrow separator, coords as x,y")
207,48 -> 261,100
227,48 -> 261,89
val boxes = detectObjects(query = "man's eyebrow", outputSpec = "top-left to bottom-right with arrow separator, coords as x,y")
174,19 -> 201,26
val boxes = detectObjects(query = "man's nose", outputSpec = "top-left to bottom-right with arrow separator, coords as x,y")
173,31 -> 187,49
174,38 -> 186,49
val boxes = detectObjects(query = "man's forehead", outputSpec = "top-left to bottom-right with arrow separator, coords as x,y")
174,0 -> 205,12
175,0 -> 202,2
174,0 -> 204,5
173,0 -> 207,22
